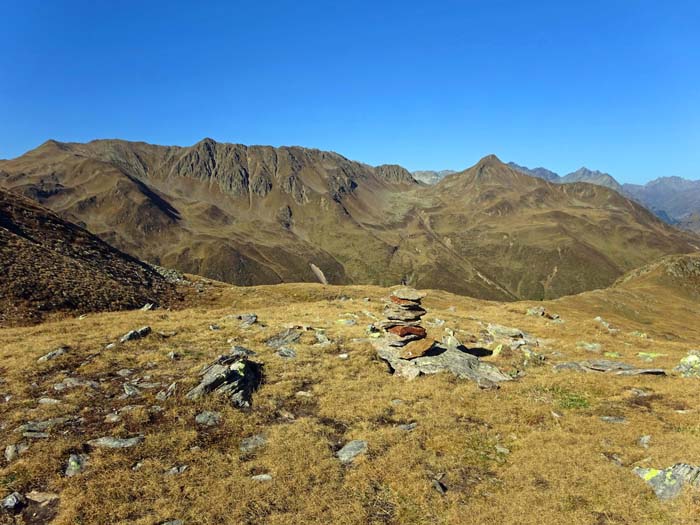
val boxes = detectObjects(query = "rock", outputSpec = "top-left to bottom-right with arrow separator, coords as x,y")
391,288 -> 426,302
38,397 -> 61,405
15,417 -> 72,434
1,492 -> 26,513
238,313 -> 258,327
314,331 -> 332,346
117,368 -> 133,377
266,328 -> 301,349
600,416 -> 627,424
186,349 -> 263,408
397,338 -> 435,359
338,353 -> 349,360
431,477 -> 448,495
634,463 -> 700,499
495,445 -> 510,455
165,464 -> 188,475
105,413 -> 121,423
639,435 -> 651,448
487,323 -> 524,339
388,325 -> 427,338
87,436 -> 143,448
554,359 -> 666,376
384,307 -> 426,322
37,346 -> 68,363
336,318 -> 357,326
209,324 -> 220,331
26,490 -> 59,505
123,383 -> 141,397
239,434 -> 266,454
638,352 -> 665,362
65,453 -> 88,476
4,443 -> 29,462
398,422 -> 417,431
526,306 -> 559,320
577,342 -> 602,353
167,351 -> 181,360
195,411 -> 221,427
336,440 -> 367,463
53,376 -> 99,391
675,351 -> 700,377
159,520 -> 184,525
156,382 -> 177,401
140,303 -> 154,311
277,347 -> 297,359
119,326 -> 152,343
251,473 -> 272,482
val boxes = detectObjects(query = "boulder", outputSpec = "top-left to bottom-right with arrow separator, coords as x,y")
336,440 -> 367,463
634,463 -> 700,499
119,326 -> 151,343
391,288 -> 426,302
675,351 -> 700,377
186,347 -> 263,408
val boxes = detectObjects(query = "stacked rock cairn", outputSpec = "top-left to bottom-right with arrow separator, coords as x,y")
379,287 -> 434,358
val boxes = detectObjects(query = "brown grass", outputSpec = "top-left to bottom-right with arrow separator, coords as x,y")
1,279 -> 700,524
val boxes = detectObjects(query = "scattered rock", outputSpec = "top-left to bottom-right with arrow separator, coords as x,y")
336,318 -> 357,326
431,477 -> 448,495
239,434 -> 266,454
675,351 -> 700,377
65,453 -> 88,476
554,359 -> 666,376
1,492 -> 26,513
639,435 -> 651,448
119,326 -> 152,343
266,328 -> 301,349
15,417 -> 72,434
634,463 -> 700,499
337,440 -> 367,463
165,464 -> 188,475
237,313 -> 258,327
53,376 -> 99,391
637,352 -> 665,362
117,368 -> 133,377
186,347 -> 263,408
5,443 -> 29,462
277,347 -> 297,359
195,411 -> 221,427
26,490 -> 59,505
338,353 -> 349,360
123,383 -> 141,397
156,382 -> 177,401
87,436 -> 143,448
526,306 -> 560,320
140,303 -> 154,311
251,473 -> 272,482
594,316 -> 620,334
314,331 -> 332,346
600,416 -> 627,424
398,422 -> 417,431
37,346 -> 69,363
487,324 -> 524,339
495,445 -> 510,455
38,397 -> 61,405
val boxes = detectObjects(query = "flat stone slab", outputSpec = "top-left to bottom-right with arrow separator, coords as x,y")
337,440 -> 367,463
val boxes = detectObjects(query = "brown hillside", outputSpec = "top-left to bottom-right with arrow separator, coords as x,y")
1,141 -> 697,300
0,189 -> 180,325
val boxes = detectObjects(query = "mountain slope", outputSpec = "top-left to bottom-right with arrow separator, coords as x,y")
411,169 -> 456,184
560,167 -> 623,192
1,141 -> 697,300
0,188 -> 179,325
623,177 -> 700,232
507,162 -> 560,182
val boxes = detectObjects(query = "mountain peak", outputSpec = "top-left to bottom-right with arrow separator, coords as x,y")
476,154 -> 504,167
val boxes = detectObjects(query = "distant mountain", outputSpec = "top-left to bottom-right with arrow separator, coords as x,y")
412,169 -> 456,184
561,167 -> 623,192
1,141 -> 697,300
0,187 -> 178,325
507,163 -> 560,182
623,177 -> 700,233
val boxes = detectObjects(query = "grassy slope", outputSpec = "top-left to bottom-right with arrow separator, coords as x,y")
1,260 -> 700,524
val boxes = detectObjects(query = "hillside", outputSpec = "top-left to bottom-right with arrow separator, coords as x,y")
1,254 -> 700,524
1,140 -> 698,300
0,188 -> 179,325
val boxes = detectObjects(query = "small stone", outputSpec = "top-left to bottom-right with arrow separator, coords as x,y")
26,490 -> 59,505
577,342 -> 602,353
266,328 -> 301,349
277,347 -> 297,359
336,318 -> 357,326
209,324 -> 220,331
195,411 -> 221,427
88,436 -> 143,448
156,382 -> 177,401
639,435 -> 652,448
38,397 -> 61,405
295,391 -> 313,398
123,383 -> 141,397
159,520 -> 184,525
167,351 -> 181,360
165,464 -> 188,475
119,326 -> 152,343
495,445 -> 510,455
336,440 -> 367,463
600,416 -> 627,424
251,473 -> 272,482
1,492 -> 26,513
104,413 -> 121,423
65,453 -> 88,476
431,478 -> 447,495
117,369 -> 134,377
398,422 -> 417,431
240,434 -> 267,454
634,463 -> 700,500
338,353 -> 349,360
238,313 -> 258,327
5,443 -> 29,462
388,325 -> 427,338
37,346 -> 68,363
397,338 -> 435,359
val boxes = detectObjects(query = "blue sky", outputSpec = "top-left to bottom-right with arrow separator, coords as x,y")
1,0 -> 698,183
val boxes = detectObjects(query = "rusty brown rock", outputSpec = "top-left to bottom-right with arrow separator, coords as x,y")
398,338 -> 436,359
388,325 -> 427,338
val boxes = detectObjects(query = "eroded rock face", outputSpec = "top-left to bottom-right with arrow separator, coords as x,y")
186,347 -> 263,408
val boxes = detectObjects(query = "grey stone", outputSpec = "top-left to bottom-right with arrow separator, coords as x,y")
88,436 -> 143,448
5,443 -> 29,462
266,328 -> 301,349
577,342 -> 602,353
38,397 -> 61,405
119,326 -> 151,343
554,360 -> 665,376
16,417 -> 71,434
240,434 -> 266,454
165,464 -> 188,475
37,346 -> 68,363
251,473 -> 272,482
195,411 -> 221,427
336,440 -> 367,463
487,323 -> 524,339
675,351 -> 700,378
65,453 -> 88,477
159,520 -> 184,525
634,463 -> 700,499
238,313 -> 258,327
186,349 -> 263,408
277,347 -> 297,359
53,376 -> 99,391
1,491 -> 26,512
156,382 -> 177,401
600,416 -> 627,424
117,368 -> 133,377
123,383 -> 141,397
639,435 -> 652,448
209,324 -> 220,331
314,331 -> 332,346
391,288 -> 426,301
23,431 -> 50,439
398,422 -> 417,431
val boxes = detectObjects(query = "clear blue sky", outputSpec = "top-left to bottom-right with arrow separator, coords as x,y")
1,0 -> 699,183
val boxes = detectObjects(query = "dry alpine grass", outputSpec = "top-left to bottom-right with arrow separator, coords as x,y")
1,267 -> 700,524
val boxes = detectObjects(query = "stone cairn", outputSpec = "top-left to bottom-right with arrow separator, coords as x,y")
379,287 -> 435,359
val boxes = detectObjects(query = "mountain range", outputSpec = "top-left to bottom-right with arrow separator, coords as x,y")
418,162 -> 700,233
1,139 -> 698,301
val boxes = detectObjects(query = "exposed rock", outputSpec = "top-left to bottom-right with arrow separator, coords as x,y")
553,359 -> 666,376
526,306 -> 560,320
634,463 -> 700,499
600,416 -> 627,424
123,383 -> 141,397
237,313 -> 258,327
251,473 -> 273,482
265,328 -> 301,349
391,288 -> 426,302
5,443 -> 29,462
1,492 -> 26,513
87,436 -> 143,448
398,422 -> 417,431
239,434 -> 266,454
156,382 -> 177,401
675,351 -> 700,377
195,411 -> 221,427
337,440 -> 367,463
165,464 -> 188,475
639,435 -> 651,448
277,347 -> 297,359
37,346 -> 69,363
15,417 -> 71,434
119,326 -> 152,343
186,348 -> 263,408
53,376 -> 99,391
65,453 -> 88,476
487,323 -> 524,339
